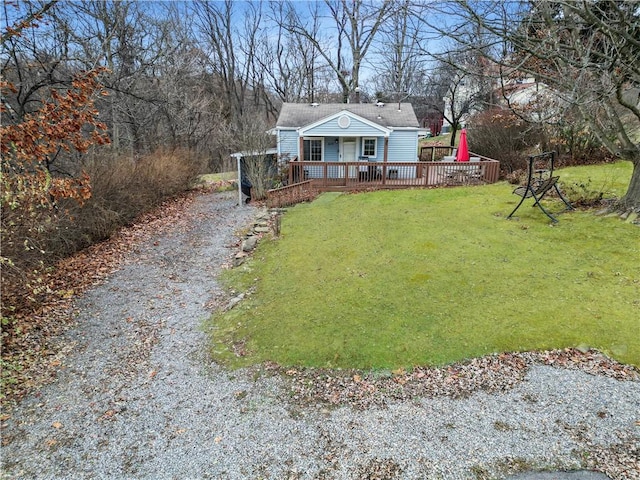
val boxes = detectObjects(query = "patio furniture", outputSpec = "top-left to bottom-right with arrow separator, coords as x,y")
440,164 -> 468,185
358,157 -> 381,181
442,148 -> 457,162
507,151 -> 573,222
466,157 -> 483,182
438,153 -> 483,185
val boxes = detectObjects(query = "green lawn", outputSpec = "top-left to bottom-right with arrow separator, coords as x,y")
194,171 -> 238,192
556,161 -> 632,200
199,171 -> 238,182
207,162 -> 639,369
421,132 -> 456,147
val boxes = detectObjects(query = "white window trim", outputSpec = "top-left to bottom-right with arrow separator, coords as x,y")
302,137 -> 324,162
362,137 -> 377,158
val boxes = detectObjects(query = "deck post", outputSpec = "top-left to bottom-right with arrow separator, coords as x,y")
384,137 -> 389,162
383,137 -> 389,185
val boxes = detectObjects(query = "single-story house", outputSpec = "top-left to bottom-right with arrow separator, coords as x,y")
275,102 -> 426,180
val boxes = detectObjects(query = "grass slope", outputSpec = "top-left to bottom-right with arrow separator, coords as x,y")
209,162 -> 639,369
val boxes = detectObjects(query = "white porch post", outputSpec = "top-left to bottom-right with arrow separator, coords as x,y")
236,154 -> 243,206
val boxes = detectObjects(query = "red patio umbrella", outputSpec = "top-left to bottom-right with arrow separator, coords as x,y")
456,128 -> 470,162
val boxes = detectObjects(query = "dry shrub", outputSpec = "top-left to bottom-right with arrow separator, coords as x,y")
561,178 -> 606,208
1,148 -> 203,325
1,149 -> 203,402
466,109 -> 546,175
551,123 -> 616,167
467,109 -> 615,174
50,149 -> 204,255
505,169 -> 527,185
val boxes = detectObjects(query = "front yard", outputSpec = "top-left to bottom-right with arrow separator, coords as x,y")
208,161 -> 639,369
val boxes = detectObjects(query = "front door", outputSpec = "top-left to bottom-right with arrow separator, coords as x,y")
342,138 -> 356,161
342,138 -> 357,178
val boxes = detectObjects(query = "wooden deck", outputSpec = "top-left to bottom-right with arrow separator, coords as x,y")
266,149 -> 500,208
286,153 -> 500,191
266,180 -> 319,209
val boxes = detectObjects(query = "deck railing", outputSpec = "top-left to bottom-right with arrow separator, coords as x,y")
286,153 -> 499,191
420,145 -> 455,161
266,180 -> 318,208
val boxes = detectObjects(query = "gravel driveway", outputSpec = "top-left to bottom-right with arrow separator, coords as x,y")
1,191 -> 638,480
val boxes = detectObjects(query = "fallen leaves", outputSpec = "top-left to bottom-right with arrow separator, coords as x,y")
531,348 -> 639,380
578,431 -> 640,480
281,348 -> 639,410
99,409 -> 118,421
356,458 -> 403,480
1,191 -> 199,409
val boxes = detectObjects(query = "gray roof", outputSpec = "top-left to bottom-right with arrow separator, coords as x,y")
276,102 -> 420,129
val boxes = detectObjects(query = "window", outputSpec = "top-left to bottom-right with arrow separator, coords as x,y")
362,137 -> 377,157
303,138 -> 323,161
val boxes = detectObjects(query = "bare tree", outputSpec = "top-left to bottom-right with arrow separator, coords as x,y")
373,0 -> 427,105
218,112 -> 275,201
150,7 -> 224,155
192,0 -> 264,126
48,0 -> 189,156
435,0 -> 640,210
420,48 -> 495,146
3,0 -> 233,167
283,0 -> 393,103
258,1 -> 324,104
2,0 -> 72,121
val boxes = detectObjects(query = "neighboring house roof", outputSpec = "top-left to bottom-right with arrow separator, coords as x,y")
502,79 -> 550,106
276,102 -> 420,129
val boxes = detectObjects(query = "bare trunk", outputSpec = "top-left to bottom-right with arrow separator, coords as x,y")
621,158 -> 640,210
342,84 -> 350,104
450,126 -> 458,147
